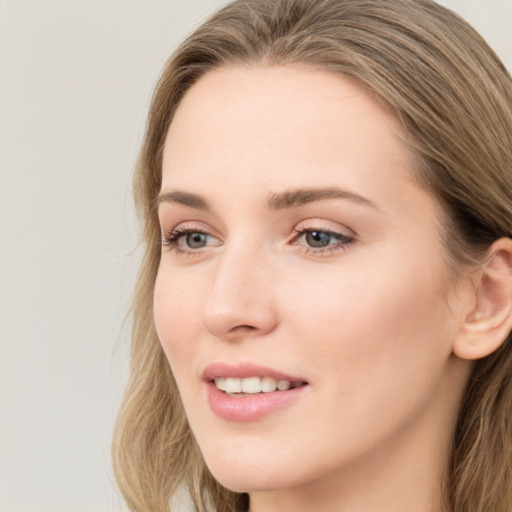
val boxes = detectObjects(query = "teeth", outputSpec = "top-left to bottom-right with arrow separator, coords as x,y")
277,380 -> 291,391
261,376 -> 277,392
241,377 -> 262,393
224,377 -> 242,393
214,376 -> 299,394
214,377 -> 226,391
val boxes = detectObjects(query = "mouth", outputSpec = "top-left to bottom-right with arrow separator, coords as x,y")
213,376 -> 307,396
203,363 -> 309,420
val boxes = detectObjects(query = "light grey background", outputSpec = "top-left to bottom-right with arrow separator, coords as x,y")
0,1 -> 510,511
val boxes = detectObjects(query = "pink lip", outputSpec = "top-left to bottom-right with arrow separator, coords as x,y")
202,362 -> 306,382
203,362 -> 308,422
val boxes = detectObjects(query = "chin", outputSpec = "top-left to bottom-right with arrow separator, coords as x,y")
207,466 -> 290,494
201,446 -> 311,494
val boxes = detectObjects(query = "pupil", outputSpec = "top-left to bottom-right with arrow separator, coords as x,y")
306,231 -> 331,248
186,232 -> 207,248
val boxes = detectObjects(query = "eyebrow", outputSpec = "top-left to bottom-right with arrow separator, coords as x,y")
157,190 -> 210,210
157,187 -> 379,211
267,187 -> 379,210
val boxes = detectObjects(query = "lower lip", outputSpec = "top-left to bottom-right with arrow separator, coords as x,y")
206,382 -> 307,421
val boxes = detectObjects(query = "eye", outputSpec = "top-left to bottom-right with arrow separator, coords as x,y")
293,227 -> 354,254
183,232 -> 209,249
162,226 -> 221,254
303,230 -> 335,248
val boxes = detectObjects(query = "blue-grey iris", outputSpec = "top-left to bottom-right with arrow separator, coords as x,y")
186,232 -> 208,248
306,231 -> 331,248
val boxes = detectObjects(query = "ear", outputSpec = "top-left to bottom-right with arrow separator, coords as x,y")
453,238 -> 512,360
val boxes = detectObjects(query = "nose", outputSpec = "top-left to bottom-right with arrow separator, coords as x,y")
201,244 -> 278,341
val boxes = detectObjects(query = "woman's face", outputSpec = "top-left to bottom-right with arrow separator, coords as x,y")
154,66 -> 472,498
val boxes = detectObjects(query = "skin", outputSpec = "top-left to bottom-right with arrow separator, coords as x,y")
154,66 -> 477,512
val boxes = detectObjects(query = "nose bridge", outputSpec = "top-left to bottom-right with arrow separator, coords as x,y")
202,238 -> 277,339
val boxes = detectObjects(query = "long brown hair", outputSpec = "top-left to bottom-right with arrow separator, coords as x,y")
112,1 -> 512,511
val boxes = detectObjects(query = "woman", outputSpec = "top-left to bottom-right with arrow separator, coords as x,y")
112,1 -> 512,511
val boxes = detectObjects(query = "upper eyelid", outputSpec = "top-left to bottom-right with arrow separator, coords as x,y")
161,220 -> 218,236
160,219 -> 355,237
162,225 -> 218,242
293,219 -> 356,237
294,227 -> 351,238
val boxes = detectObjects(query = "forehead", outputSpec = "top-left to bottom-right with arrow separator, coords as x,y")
162,65 -> 418,206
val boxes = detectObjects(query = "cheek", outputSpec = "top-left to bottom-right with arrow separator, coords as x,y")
271,260 -> 456,460
283,257 -> 448,332
281,255 -> 454,396
153,266 -> 204,371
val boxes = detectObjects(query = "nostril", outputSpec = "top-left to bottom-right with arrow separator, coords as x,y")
222,324 -> 258,340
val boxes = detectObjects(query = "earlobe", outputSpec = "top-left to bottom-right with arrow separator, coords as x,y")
453,238 -> 512,360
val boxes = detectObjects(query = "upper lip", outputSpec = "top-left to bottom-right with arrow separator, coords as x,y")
202,362 -> 308,383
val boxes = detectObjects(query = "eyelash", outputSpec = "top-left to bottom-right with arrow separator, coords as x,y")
291,228 -> 354,256
161,226 -> 355,257
161,226 -> 214,256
